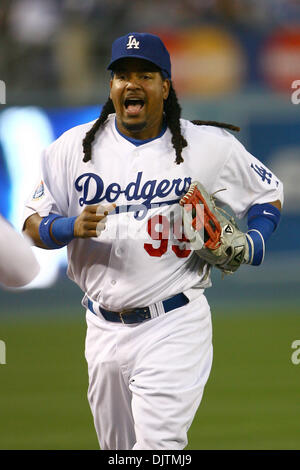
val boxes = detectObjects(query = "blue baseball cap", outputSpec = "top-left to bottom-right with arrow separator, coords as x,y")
107,32 -> 171,78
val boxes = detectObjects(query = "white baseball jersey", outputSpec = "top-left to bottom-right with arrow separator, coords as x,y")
0,215 -> 40,288
23,114 -> 283,310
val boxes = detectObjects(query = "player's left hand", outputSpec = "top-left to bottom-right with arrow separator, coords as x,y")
179,181 -> 249,274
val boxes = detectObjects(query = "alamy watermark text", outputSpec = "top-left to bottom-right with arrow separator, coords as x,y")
0,80 -> 6,104
291,340 -> 300,365
0,340 -> 6,364
291,80 -> 300,104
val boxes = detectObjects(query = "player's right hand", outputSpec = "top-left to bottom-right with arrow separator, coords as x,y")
74,204 -> 116,238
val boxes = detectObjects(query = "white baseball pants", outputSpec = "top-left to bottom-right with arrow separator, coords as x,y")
84,293 -> 213,450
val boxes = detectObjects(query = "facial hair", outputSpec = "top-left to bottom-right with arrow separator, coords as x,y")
121,120 -> 147,133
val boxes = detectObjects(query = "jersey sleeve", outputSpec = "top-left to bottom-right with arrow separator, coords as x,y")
23,145 -> 69,224
0,216 -> 40,288
212,135 -> 284,219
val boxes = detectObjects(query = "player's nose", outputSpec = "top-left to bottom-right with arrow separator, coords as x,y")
125,73 -> 142,89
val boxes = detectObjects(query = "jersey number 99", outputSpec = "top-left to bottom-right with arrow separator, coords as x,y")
144,215 -> 191,258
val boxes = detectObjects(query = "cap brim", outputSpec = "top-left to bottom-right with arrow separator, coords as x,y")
107,55 -> 170,78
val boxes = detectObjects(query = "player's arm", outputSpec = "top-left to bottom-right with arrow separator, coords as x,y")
0,216 -> 40,287
23,204 -> 116,250
245,199 -> 282,266
268,200 -> 281,210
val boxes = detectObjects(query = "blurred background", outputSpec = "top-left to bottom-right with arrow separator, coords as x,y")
0,0 -> 299,450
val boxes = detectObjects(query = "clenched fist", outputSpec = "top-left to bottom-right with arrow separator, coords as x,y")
74,204 -> 116,238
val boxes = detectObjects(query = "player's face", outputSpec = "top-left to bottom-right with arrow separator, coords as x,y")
110,58 -> 170,140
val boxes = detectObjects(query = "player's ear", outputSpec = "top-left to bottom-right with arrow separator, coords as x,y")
162,78 -> 170,101
109,79 -> 113,99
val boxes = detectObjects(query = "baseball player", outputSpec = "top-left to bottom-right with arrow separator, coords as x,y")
22,32 -> 283,450
0,215 -> 40,288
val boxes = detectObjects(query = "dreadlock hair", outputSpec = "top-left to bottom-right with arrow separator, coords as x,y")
82,98 -> 114,163
82,81 -> 240,164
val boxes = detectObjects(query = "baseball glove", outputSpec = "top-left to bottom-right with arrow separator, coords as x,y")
179,181 -> 249,275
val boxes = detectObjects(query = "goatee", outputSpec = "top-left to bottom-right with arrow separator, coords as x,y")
121,120 -> 147,133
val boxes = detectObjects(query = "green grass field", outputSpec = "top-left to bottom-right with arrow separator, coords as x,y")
0,303 -> 299,450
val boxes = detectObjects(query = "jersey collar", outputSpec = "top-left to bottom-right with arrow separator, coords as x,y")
114,117 -> 167,147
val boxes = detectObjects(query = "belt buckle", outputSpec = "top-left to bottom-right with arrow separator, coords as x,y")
119,308 -> 133,324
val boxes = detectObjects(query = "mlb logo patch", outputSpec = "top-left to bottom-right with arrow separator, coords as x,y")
33,180 -> 45,199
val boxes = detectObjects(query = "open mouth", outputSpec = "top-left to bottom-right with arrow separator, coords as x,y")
124,98 -> 145,116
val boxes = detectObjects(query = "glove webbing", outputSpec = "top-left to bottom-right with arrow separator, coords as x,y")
179,183 -> 222,250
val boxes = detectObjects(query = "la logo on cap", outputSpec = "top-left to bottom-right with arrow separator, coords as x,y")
127,35 -> 140,49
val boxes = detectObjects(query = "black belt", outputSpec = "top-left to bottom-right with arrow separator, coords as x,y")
87,293 -> 189,324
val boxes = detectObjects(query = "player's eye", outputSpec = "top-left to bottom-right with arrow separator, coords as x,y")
115,72 -> 126,80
